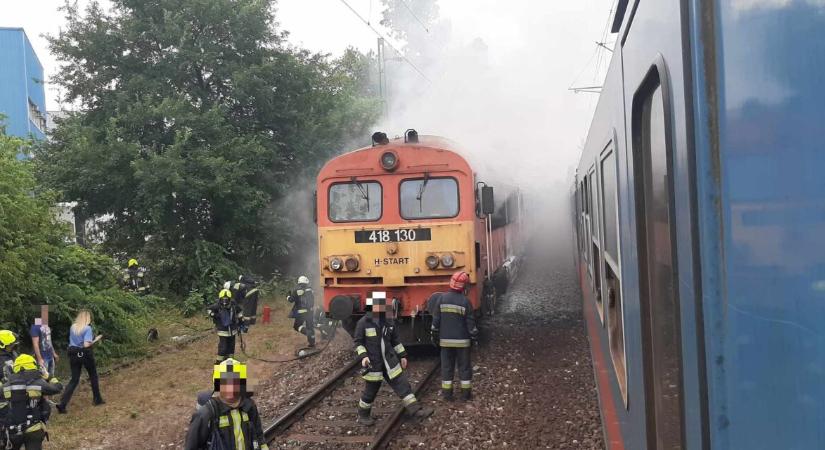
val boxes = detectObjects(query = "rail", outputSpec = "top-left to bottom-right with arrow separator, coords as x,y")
263,358 -> 360,441
369,359 -> 440,449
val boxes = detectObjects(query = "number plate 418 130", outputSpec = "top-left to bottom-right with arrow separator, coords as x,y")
354,228 -> 432,243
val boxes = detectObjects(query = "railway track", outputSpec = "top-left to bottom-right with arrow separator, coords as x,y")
264,354 -> 440,449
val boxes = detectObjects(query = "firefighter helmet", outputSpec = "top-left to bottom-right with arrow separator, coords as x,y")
449,271 -> 470,292
13,354 -> 37,373
128,258 -> 138,268
219,289 -> 232,299
213,358 -> 247,391
0,330 -> 18,349
297,275 -> 309,285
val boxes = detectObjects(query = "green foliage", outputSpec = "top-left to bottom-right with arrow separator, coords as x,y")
36,0 -> 380,298
0,135 -> 154,363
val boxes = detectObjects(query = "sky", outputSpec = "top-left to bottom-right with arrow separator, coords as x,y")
0,0 -> 616,188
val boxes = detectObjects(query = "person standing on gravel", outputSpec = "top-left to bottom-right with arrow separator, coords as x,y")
353,292 -> 433,426
431,271 -> 479,401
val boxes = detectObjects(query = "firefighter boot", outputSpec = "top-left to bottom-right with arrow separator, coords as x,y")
460,388 -> 473,401
441,387 -> 454,401
405,402 -> 434,420
357,406 -> 376,426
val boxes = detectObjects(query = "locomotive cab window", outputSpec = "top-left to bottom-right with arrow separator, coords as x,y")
328,181 -> 382,222
400,177 -> 459,219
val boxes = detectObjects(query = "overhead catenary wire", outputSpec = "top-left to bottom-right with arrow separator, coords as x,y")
337,0 -> 432,84
399,0 -> 430,33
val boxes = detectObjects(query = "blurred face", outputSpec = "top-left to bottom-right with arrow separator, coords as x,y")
219,378 -> 241,403
41,305 -> 49,326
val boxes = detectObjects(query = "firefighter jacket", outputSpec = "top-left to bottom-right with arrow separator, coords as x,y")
431,290 -> 479,348
184,396 -> 269,450
353,316 -> 408,381
287,287 -> 314,317
235,283 -> 260,322
207,302 -> 244,337
2,369 -> 62,433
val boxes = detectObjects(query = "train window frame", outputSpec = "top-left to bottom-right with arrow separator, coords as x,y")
588,165 -> 605,325
631,57 -> 687,448
327,180 -> 384,223
398,176 -> 460,220
600,138 -> 627,407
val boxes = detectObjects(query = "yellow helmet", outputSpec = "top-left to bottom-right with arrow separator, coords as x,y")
213,358 -> 247,391
0,330 -> 18,349
13,354 -> 37,373
219,289 -> 232,299
128,258 -> 138,267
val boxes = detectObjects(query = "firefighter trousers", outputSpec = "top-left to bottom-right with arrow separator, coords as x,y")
441,347 -> 472,392
293,314 -> 316,346
359,370 -> 416,409
216,335 -> 236,362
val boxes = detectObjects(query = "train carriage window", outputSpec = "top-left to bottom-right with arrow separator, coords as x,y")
633,69 -> 685,449
601,149 -> 626,403
328,181 -> 382,222
590,169 -> 600,241
400,177 -> 459,219
602,151 -> 619,264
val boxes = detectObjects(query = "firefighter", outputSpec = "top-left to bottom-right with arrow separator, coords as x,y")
431,271 -> 479,401
354,292 -> 433,426
3,354 -> 63,450
207,289 -> 245,364
234,275 -> 260,325
0,330 -> 19,381
287,276 -> 316,348
1,330 -> 20,449
123,258 -> 148,294
184,358 -> 268,450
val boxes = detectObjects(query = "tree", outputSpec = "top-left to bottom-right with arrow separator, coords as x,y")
1,134 -> 154,361
37,0 -> 380,296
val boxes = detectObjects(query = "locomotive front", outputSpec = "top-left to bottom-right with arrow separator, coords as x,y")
316,133 -> 480,342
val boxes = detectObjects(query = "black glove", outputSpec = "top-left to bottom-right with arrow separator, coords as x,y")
430,329 -> 440,346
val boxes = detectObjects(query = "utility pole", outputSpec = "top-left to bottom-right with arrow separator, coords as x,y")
377,37 -> 389,120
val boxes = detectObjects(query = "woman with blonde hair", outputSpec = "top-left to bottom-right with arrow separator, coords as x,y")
56,309 -> 104,413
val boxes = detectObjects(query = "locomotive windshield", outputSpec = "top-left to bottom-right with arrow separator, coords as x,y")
400,177 -> 459,219
329,181 -> 382,222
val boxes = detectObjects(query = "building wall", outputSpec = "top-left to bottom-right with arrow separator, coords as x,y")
0,28 -> 46,140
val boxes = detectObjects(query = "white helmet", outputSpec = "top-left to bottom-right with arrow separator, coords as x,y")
223,281 -> 232,290
297,275 -> 309,285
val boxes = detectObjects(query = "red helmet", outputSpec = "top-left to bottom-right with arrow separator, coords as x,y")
449,271 -> 470,292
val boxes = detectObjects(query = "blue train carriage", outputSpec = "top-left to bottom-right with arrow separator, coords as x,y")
572,0 -> 825,449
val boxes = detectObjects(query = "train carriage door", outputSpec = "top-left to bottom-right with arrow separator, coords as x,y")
632,67 -> 685,449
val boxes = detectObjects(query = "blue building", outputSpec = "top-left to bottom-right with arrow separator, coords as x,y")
0,28 -> 47,140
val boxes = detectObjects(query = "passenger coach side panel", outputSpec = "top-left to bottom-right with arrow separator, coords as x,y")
620,0 -> 706,448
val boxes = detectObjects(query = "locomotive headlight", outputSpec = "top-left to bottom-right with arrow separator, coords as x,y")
345,256 -> 360,271
330,257 -> 344,271
440,253 -> 455,268
380,151 -> 399,171
425,255 -> 440,269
